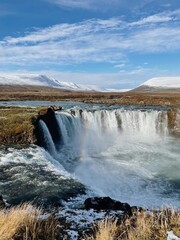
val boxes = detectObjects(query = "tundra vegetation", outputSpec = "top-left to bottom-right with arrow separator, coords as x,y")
0,85 -> 180,107
0,106 -> 47,144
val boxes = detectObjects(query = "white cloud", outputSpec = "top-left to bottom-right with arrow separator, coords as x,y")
114,64 -> 126,68
129,10 -> 180,26
52,0 -> 91,9
46,0 -> 125,11
1,11 -> 180,67
4,18 -> 123,44
46,0 -> 154,11
129,15 -> 172,26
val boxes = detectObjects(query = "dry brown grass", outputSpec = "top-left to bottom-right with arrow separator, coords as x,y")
87,219 -> 118,240
1,204 -> 180,240
0,85 -> 180,107
0,203 -> 60,240
87,208 -> 180,240
0,107 -> 37,135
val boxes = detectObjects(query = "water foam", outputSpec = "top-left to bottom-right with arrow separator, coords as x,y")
37,108 -> 180,208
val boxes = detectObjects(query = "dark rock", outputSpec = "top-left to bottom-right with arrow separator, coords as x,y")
84,197 -> 132,213
37,107 -> 62,149
40,196 -> 63,209
71,110 -> 76,116
119,202 -> 131,212
79,109 -> 83,117
49,105 -> 62,111
0,195 -> 6,209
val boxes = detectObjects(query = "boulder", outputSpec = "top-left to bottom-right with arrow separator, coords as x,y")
84,197 -> 131,213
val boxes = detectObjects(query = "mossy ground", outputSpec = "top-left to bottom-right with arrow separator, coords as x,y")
0,107 -> 47,144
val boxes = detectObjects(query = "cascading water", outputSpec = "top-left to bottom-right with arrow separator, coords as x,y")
53,109 -> 169,159
38,120 -> 57,156
37,107 -> 180,208
0,101 -> 179,208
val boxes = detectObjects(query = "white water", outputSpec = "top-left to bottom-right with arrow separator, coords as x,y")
39,120 -> 58,156
38,108 -> 180,208
54,109 -> 169,159
0,146 -> 86,204
0,105 -> 179,208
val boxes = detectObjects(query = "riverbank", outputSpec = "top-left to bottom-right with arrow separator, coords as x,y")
0,85 -> 180,108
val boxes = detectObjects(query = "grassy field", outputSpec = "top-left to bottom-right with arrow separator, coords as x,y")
0,85 -> 180,108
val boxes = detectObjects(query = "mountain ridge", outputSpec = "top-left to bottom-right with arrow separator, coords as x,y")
0,73 -> 130,92
0,74 -> 101,91
0,74 -> 180,92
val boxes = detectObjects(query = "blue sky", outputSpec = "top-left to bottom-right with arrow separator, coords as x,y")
1,0 -> 180,89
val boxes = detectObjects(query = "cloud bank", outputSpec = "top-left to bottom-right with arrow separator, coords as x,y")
1,10 -> 180,68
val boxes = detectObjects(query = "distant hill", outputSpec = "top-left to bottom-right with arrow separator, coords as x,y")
0,73 -> 129,92
0,74 -> 102,91
133,77 -> 180,93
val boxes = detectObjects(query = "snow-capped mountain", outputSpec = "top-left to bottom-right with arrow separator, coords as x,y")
0,73 -> 102,91
0,73 -> 130,92
134,77 -> 180,92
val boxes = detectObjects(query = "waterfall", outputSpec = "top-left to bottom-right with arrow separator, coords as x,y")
38,120 -> 57,157
114,109 -> 169,137
37,107 -> 180,208
55,112 -> 83,145
38,108 -> 169,163
72,109 -> 169,140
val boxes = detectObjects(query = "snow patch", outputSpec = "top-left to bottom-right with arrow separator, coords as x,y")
140,77 -> 180,88
167,231 -> 180,240
66,230 -> 79,240
105,88 -> 130,92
